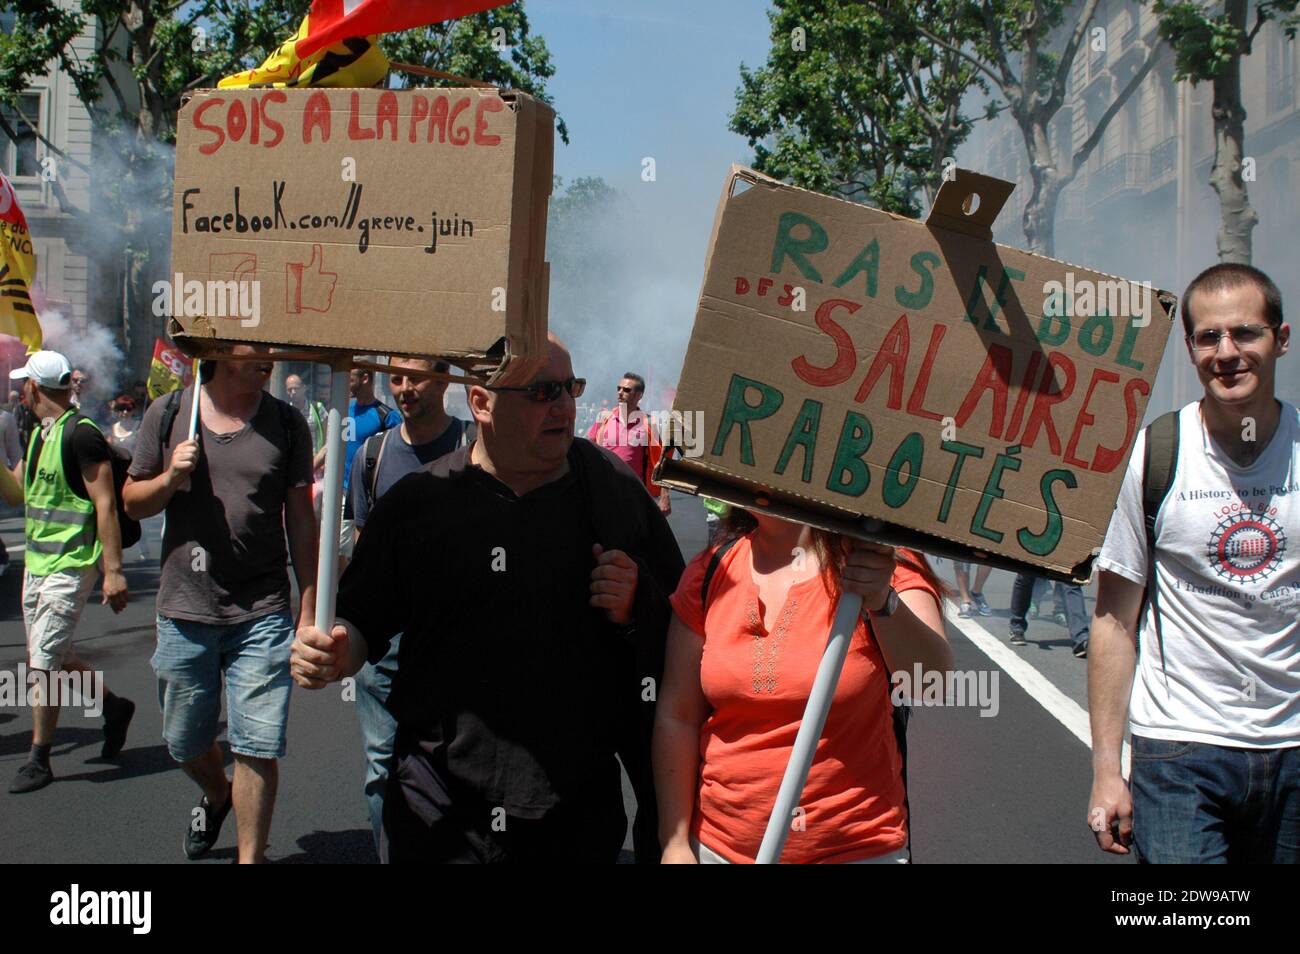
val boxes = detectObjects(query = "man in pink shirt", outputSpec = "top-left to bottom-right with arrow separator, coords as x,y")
586,373 -> 671,514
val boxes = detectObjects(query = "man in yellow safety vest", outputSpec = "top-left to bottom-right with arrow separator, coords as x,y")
3,350 -> 132,794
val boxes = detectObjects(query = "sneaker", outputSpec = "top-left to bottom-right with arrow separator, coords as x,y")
958,601 -> 974,618
9,761 -> 53,794
1073,640 -> 1089,659
1053,610 -> 1068,627
1009,629 -> 1027,646
184,784 -> 233,860
1028,600 -> 1039,619
971,592 -> 993,617
102,696 -> 135,760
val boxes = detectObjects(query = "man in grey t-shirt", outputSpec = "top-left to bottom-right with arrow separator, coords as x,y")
125,345 -> 318,864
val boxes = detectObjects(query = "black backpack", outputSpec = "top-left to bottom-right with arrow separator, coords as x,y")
699,536 -> 912,861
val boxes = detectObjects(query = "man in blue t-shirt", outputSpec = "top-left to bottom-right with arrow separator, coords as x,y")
338,360 -> 400,571
351,355 -> 470,850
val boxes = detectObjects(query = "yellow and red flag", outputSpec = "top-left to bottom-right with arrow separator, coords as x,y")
220,1 -> 509,89
219,17 -> 390,89
146,337 -> 195,400
0,171 -> 42,353
296,0 -> 508,57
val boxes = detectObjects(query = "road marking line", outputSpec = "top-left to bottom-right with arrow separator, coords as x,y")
945,601 -> 1130,776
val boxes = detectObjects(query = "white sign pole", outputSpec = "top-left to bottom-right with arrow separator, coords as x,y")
186,359 -> 202,441
314,357 -> 352,632
754,590 -> 863,864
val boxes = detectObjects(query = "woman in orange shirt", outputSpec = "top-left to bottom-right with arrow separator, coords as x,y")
653,508 -> 953,864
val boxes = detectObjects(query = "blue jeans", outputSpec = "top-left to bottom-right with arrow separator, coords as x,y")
152,610 -> 295,762
1130,735 -> 1300,863
356,633 -> 400,852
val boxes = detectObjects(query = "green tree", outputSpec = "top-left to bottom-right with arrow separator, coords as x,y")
732,0 -> 990,216
0,1 -> 563,375
1155,0 -> 1299,263
869,0 -> 1164,255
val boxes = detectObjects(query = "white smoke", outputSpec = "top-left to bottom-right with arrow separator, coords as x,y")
40,309 -> 125,407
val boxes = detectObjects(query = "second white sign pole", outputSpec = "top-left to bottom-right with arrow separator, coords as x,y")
314,356 -> 353,633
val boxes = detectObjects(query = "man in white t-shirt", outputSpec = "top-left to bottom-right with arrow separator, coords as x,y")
1087,263 -> 1297,863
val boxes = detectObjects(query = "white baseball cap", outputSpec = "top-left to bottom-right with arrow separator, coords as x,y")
9,350 -> 74,389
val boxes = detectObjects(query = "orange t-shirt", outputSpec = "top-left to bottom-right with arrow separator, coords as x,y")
668,537 -> 940,864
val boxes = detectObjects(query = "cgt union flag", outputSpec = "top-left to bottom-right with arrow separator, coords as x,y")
296,0 -> 509,57
146,338 -> 195,400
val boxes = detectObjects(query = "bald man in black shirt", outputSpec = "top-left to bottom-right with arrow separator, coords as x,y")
292,337 -> 684,863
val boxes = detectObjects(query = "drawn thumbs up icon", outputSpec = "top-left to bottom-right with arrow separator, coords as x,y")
285,243 -> 337,314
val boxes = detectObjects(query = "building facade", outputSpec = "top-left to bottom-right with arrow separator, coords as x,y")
956,0 -> 1299,412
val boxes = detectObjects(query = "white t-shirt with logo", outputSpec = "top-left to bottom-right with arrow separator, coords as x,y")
1097,400 -> 1300,748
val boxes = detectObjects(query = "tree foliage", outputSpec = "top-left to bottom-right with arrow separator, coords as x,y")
731,0 -> 988,216
867,0 -> 1162,256
1155,0 -> 1297,83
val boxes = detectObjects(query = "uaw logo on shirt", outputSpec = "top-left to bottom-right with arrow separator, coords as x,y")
1205,502 -> 1286,586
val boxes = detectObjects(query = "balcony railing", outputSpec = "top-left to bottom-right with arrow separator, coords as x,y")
1149,136 -> 1177,181
1087,153 -> 1149,203
1090,43 -> 1107,74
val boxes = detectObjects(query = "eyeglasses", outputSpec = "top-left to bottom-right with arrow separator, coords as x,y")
1186,324 -> 1275,352
487,377 -> 586,403
616,385 -> 641,394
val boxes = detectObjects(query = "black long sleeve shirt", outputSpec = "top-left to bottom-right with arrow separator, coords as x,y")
335,439 -> 684,820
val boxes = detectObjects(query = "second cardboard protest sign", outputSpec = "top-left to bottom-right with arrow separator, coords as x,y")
660,168 -> 1175,579
169,87 -> 553,381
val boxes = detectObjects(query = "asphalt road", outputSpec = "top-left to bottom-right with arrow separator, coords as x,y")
0,496 -> 1124,864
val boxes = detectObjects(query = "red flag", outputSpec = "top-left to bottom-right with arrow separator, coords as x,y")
297,0 -> 508,57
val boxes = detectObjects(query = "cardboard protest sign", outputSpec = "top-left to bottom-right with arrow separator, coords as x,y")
659,167 -> 1176,580
169,87 -> 552,383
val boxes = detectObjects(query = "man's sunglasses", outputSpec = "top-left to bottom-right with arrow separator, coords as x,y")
487,377 -> 586,403
1186,324 -> 1275,352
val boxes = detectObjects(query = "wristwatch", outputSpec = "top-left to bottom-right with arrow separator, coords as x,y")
865,587 -> 900,619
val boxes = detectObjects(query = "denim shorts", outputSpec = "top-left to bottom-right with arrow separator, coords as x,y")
151,610 -> 295,763
1130,734 -> 1300,864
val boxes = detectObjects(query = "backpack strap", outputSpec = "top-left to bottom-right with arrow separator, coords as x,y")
377,401 -> 400,433
158,389 -> 184,455
276,396 -> 296,456
1141,411 -> 1180,553
362,429 -> 390,515
700,536 -> 739,610
1139,410 -> 1180,672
